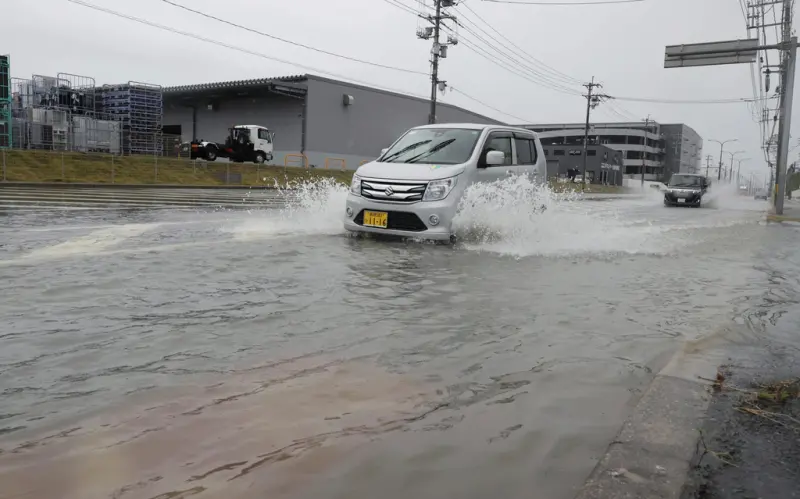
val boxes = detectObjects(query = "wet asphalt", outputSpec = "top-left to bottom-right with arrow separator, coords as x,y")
0,187 -> 798,499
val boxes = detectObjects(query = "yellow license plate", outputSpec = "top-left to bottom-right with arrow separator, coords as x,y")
363,210 -> 388,228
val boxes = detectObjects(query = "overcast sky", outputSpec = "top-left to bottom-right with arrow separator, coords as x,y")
4,0 -> 793,180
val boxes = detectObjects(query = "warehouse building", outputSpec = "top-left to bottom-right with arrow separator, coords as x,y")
543,144 -> 624,185
518,121 -> 703,182
162,74 -> 502,170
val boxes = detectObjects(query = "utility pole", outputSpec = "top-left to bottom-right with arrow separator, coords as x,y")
641,115 -> 651,188
663,1 -> 797,213
725,150 -> 746,183
417,0 -> 457,124
735,158 -> 750,186
581,77 -> 607,191
705,154 -> 714,177
774,26 -> 796,212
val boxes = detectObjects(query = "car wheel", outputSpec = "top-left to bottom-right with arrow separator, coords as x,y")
206,148 -> 217,161
254,152 -> 266,164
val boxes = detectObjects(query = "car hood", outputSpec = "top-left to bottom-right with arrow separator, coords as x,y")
667,186 -> 702,192
355,160 -> 466,181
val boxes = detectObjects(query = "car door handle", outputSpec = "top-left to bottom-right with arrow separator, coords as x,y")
505,170 -> 514,175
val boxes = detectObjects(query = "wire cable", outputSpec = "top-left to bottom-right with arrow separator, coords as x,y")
449,87 -> 532,121
480,0 -> 644,5
161,0 -> 429,76
458,1 -> 583,85
448,20 -> 583,94
443,26 -> 583,96
65,0 -> 433,99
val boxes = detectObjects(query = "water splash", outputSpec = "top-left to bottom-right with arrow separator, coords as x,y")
226,178 -> 349,241
452,176 -> 668,258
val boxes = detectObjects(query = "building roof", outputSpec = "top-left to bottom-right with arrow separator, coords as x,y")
163,74 -> 502,125
520,121 -> 663,129
163,75 -> 308,93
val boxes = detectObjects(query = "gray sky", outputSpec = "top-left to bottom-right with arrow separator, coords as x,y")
4,0 -> 792,180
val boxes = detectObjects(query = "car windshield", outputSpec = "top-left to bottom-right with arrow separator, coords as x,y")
379,128 -> 482,165
669,175 -> 703,187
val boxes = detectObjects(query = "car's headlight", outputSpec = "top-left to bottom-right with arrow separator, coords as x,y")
423,177 -> 457,201
350,174 -> 362,196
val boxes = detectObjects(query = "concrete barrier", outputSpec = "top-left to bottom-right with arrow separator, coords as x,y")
325,157 -> 346,171
284,153 -> 308,169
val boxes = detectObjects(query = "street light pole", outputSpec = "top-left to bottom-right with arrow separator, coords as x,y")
736,158 -> 750,186
710,139 -> 738,182
725,150 -> 746,183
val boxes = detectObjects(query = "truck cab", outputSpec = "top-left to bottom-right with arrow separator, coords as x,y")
227,125 -> 274,164
186,124 -> 275,164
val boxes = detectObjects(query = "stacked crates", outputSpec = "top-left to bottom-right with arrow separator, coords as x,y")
0,55 -> 10,149
98,81 -> 162,155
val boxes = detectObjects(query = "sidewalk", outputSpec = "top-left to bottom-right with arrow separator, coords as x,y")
766,198 -> 800,223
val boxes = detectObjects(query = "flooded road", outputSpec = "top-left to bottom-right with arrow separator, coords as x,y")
1,182 -> 798,499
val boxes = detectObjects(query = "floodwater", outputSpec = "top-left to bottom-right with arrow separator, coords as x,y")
0,180 -> 798,499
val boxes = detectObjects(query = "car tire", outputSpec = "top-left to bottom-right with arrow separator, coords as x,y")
254,152 -> 266,164
205,148 -> 217,162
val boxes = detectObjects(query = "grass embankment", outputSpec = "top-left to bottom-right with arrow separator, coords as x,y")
1,150 -> 630,194
0,150 -> 353,187
683,369 -> 800,497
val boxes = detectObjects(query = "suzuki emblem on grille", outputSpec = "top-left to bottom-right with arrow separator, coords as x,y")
385,186 -> 394,196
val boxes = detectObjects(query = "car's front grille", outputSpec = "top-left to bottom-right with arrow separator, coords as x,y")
354,210 -> 428,232
361,178 -> 428,203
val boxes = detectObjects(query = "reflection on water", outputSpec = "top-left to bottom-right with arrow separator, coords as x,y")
1,183 -> 798,499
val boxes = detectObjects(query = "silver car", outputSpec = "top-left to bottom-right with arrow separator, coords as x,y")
343,124 -> 547,242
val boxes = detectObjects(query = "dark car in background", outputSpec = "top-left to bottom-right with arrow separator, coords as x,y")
664,173 -> 709,208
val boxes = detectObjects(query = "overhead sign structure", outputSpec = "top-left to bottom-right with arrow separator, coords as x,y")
664,39 -> 760,68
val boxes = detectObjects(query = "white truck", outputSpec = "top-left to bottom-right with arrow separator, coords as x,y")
184,125 -> 275,164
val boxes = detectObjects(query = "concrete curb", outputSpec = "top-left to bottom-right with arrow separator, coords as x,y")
574,349 -> 718,499
766,214 -> 800,223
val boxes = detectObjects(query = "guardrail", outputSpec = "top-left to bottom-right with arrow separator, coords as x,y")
325,157 -> 346,171
284,153 -> 308,169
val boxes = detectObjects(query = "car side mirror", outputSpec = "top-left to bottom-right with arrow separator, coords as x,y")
380,148 -> 388,156
485,150 -> 505,166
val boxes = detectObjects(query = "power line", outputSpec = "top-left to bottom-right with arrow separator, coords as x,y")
65,0 -> 432,99
609,95 -> 755,104
67,0 -> 533,125
450,87 -> 531,122
479,0 -> 644,5
381,0 -> 424,16
447,30 -> 583,96
160,0 -> 428,76
448,20 -> 582,94
458,2 -> 583,85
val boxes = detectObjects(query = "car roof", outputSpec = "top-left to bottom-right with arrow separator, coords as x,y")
412,123 -> 538,135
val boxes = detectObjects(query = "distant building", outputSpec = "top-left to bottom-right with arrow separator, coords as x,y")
516,121 -> 703,182
162,74 -> 502,169
660,123 -> 703,178
542,144 -> 624,186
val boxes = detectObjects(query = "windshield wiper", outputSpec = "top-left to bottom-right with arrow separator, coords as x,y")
381,140 -> 432,162
403,138 -> 456,164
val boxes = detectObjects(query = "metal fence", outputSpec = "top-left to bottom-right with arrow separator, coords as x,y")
5,117 -> 184,157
